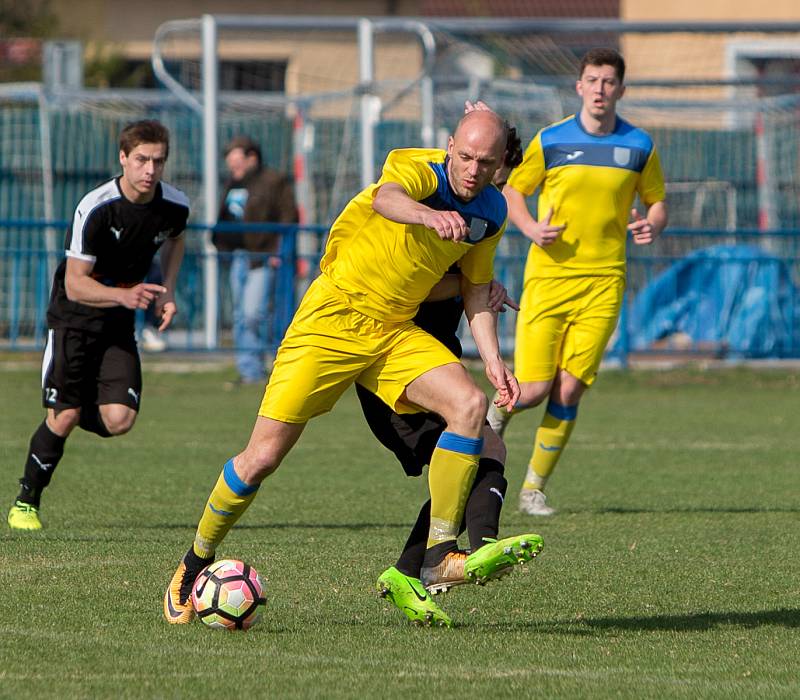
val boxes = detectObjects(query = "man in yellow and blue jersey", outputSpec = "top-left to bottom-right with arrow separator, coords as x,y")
487,48 -> 669,516
164,109 -> 528,626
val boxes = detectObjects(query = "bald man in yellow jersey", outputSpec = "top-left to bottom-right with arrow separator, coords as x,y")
487,48 -> 668,516
164,109 -> 528,626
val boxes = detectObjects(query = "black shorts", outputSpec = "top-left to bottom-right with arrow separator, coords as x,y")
355,383 -> 445,477
41,327 -> 142,412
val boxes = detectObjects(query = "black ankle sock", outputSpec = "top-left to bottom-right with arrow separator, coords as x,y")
179,548 -> 215,602
395,500 -> 430,578
17,421 -> 67,507
465,458 -> 507,552
184,546 -> 214,570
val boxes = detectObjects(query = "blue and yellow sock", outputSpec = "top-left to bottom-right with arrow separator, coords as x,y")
193,459 -> 260,559
427,432 -> 483,548
522,400 -> 577,491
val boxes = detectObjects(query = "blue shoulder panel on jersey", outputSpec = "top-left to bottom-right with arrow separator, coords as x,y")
541,114 -> 653,173
420,160 -> 507,244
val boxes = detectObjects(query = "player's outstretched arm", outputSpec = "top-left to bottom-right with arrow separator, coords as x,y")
64,257 -> 166,310
461,278 -> 520,410
628,201 -> 668,245
373,182 -> 469,242
156,234 -> 186,330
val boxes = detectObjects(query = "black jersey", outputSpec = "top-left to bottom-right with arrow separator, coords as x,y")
411,264 -> 465,358
413,297 -> 463,358
47,178 -> 190,334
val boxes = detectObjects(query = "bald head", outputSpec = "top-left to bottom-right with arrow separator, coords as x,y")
447,110 -> 508,200
454,110 -> 508,154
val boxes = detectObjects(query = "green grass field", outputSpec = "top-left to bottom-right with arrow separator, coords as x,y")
2,363 -> 799,699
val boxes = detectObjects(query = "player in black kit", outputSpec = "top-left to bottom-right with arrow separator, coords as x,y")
7,119 -> 190,531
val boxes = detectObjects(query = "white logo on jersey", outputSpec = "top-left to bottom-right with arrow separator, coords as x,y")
566,150 -> 584,161
32,453 -> 54,471
489,487 -> 505,503
128,387 -> 140,404
111,226 -> 124,240
613,147 -> 631,166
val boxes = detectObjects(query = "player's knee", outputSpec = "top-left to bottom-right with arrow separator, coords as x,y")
439,384 -> 486,431
460,387 -> 488,429
100,407 -> 137,436
49,408 -> 81,434
558,384 -> 585,406
519,383 -> 550,408
553,371 -> 587,405
238,447 -> 280,483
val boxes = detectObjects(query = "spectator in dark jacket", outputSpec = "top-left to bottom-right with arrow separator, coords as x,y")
214,136 -> 298,384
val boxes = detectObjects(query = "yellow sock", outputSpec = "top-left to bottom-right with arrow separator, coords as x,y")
193,459 -> 260,558
522,401 -> 577,491
427,432 -> 482,548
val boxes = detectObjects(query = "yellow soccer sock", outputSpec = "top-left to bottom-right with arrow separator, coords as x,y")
522,401 -> 577,492
193,459 -> 260,559
427,432 -> 482,548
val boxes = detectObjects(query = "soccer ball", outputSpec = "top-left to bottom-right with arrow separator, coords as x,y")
191,559 -> 265,630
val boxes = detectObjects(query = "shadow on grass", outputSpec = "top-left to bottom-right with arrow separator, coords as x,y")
549,608 -> 800,634
1,522 -> 416,543
575,506 -> 800,515
137,522 -> 414,531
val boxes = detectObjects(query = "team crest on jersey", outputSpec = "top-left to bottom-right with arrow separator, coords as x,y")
154,229 -> 173,245
467,217 -> 488,242
613,147 -> 631,166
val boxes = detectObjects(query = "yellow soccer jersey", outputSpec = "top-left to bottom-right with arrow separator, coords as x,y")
508,113 -> 665,279
320,148 -> 508,322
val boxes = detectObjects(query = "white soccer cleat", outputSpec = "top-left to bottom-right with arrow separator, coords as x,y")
518,488 -> 557,516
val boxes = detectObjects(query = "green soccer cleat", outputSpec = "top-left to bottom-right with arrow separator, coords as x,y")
377,566 -> 452,628
464,533 -> 544,586
7,500 -> 42,531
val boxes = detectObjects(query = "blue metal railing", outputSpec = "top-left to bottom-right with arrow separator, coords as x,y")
3,220 -> 800,362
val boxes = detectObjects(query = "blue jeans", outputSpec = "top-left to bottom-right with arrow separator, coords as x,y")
230,250 -> 274,382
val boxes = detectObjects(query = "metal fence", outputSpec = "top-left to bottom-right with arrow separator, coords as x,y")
3,220 -> 799,363
4,17 -> 800,362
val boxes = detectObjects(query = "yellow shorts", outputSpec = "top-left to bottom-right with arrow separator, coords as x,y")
259,276 -> 459,423
514,275 -> 624,386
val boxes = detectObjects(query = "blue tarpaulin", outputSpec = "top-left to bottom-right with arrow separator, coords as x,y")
627,244 -> 798,358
